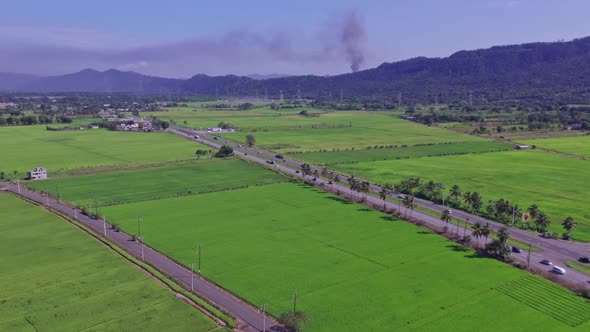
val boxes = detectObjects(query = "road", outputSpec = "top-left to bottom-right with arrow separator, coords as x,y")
171,125 -> 590,288
0,182 -> 279,332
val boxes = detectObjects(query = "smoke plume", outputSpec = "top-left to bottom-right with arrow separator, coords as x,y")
341,10 -> 366,72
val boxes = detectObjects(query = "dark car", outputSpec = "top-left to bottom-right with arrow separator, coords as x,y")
540,259 -> 553,266
512,246 -> 522,253
266,160 -> 275,165
579,257 -> 590,263
275,154 -> 284,159
213,136 -> 219,140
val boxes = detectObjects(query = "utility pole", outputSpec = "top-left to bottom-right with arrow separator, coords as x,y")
297,89 -> 301,100
398,92 -> 402,106
103,216 -> 107,236
137,216 -> 141,238
463,218 -> 469,238
261,304 -> 267,332
45,191 -> 49,205
279,90 -> 284,102
469,92 -> 473,107
16,179 -> 20,194
198,244 -> 202,275
292,289 -> 298,313
527,243 -> 532,271
264,88 -> 268,100
139,236 -> 144,261
190,263 -> 195,290
512,206 -> 516,225
73,202 -> 77,220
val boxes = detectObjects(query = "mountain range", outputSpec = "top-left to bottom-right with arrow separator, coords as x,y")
1,36 -> 589,103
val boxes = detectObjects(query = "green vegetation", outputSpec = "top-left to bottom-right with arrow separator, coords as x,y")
223,121 -> 481,153
0,125 -> 204,172
296,141 -> 512,164
520,136 -> 590,158
565,260 -> 590,275
333,150 -> 590,241
102,183 -> 589,331
27,159 -> 285,207
0,193 -> 216,331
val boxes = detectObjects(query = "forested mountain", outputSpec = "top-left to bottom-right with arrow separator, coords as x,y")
2,36 -> 589,103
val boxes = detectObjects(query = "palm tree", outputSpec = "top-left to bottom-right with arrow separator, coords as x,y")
463,191 -> 472,210
449,185 -> 462,203
402,195 -> 416,218
562,216 -> 576,240
534,212 -> 550,232
470,192 -> 483,212
527,204 -> 540,220
472,222 -> 482,248
440,209 -> 452,234
497,226 -> 510,244
481,223 -> 491,245
379,184 -> 393,210
360,181 -> 371,201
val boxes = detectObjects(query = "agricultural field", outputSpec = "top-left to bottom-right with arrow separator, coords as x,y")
520,135 -> 590,158
295,141 -> 512,165
0,125 -> 204,173
333,150 -> 590,241
223,119 -> 482,153
27,158 -> 286,207
101,183 -> 590,331
0,193 -> 216,331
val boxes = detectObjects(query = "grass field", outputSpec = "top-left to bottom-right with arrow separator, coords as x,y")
296,141 -> 512,164
0,193 -> 216,331
222,119 -> 482,153
333,150 -> 590,241
0,125 -> 204,173
27,159 -> 286,207
101,183 -> 590,331
520,136 -> 590,158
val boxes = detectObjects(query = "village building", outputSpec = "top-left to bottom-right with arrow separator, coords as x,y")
28,167 -> 47,180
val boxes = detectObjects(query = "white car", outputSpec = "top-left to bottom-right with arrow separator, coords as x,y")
552,266 -> 566,275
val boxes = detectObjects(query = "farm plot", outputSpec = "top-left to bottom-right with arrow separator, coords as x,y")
333,150 -> 590,241
295,141 -> 512,165
0,193 -> 216,331
27,158 -> 286,207
0,125 -> 203,172
520,136 -> 590,158
222,119 -> 482,153
101,183 -> 588,331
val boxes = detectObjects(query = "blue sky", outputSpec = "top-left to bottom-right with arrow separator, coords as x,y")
1,0 -> 589,77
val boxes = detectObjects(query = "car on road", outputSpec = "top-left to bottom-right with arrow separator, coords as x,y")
275,154 -> 284,159
511,246 -> 522,253
193,135 -> 199,139
295,170 -> 300,174
257,152 -> 261,155
213,137 -> 219,140
552,266 -> 566,275
266,160 -> 275,165
579,257 -> 590,263
540,259 -> 553,266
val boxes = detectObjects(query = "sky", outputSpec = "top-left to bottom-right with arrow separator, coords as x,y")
1,0 -> 589,78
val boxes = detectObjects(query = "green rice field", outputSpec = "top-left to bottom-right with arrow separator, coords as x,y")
333,150 -> 590,241
0,125 -> 204,172
101,183 -> 590,331
296,141 -> 512,164
27,159 -> 286,207
0,193 -> 216,331
520,136 -> 590,158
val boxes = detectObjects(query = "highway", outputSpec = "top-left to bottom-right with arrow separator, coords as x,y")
171,125 -> 590,288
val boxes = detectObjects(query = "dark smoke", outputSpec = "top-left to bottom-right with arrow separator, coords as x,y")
341,10 -> 366,72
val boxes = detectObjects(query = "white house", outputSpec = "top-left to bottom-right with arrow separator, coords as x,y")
28,167 -> 47,180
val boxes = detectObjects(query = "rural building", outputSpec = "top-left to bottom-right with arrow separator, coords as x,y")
515,145 -> 532,150
28,167 -> 47,180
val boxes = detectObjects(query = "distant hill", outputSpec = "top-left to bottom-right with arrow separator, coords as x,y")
2,36 -> 589,103
247,73 -> 292,80
0,72 -> 38,91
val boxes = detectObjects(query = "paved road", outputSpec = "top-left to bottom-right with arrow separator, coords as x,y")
171,125 -> 590,288
0,182 -> 279,332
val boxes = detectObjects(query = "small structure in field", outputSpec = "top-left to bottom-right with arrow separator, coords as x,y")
28,167 -> 47,180
515,144 -> 532,150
